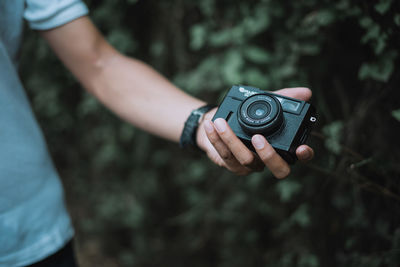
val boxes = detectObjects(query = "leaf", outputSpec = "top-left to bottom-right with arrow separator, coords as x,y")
243,46 -> 271,64
290,204 -> 311,227
107,29 -> 137,54
209,29 -> 236,47
150,41 -> 165,57
299,253 -> 319,267
322,121 -> 344,155
316,10 -> 335,26
243,68 -> 270,88
392,109 -> 400,121
222,49 -> 244,84
190,24 -> 207,50
375,0 -> 392,15
243,6 -> 270,35
395,14 -> 400,26
276,180 -> 302,202
358,50 -> 397,82
359,17 -> 374,28
174,57 -> 224,93
361,23 -> 380,44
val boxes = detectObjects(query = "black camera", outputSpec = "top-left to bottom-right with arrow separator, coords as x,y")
212,85 -> 317,164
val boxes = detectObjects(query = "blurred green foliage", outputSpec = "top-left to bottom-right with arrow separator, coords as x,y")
19,0 -> 400,266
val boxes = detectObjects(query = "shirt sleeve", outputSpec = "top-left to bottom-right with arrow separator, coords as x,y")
24,0 -> 89,30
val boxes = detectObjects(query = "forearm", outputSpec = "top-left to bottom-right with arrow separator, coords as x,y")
41,17 -> 204,142
86,54 -> 205,142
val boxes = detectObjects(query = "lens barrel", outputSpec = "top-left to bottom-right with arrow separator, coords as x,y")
238,93 -> 283,135
247,101 -> 271,120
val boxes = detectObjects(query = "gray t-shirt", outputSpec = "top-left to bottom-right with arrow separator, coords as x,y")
0,1 -> 88,266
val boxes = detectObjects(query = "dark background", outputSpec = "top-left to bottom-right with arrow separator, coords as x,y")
19,0 -> 400,266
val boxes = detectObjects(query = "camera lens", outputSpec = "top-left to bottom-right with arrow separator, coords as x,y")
238,93 -> 283,135
247,101 -> 271,120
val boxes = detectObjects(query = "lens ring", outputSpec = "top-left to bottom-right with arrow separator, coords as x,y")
238,93 -> 284,135
247,101 -> 271,120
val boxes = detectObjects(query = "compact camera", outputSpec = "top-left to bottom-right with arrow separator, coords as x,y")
212,85 -> 317,164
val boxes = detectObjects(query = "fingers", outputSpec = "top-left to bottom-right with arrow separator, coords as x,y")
203,119 -> 250,175
204,119 -> 264,175
296,145 -> 314,162
213,119 -> 256,167
203,119 -> 311,178
251,135 -> 291,179
213,119 -> 265,171
274,87 -> 312,101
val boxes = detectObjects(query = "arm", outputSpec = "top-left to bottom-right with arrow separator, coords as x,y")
40,16 -> 204,142
40,16 -> 314,178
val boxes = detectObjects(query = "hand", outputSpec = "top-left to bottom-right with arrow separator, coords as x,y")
196,87 -> 314,178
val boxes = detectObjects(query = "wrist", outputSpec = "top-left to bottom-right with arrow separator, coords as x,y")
196,108 -> 217,152
180,104 -> 216,151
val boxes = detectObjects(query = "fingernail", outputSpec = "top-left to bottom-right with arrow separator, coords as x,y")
214,119 -> 226,133
252,135 -> 265,149
298,146 -> 312,161
303,149 -> 313,161
204,120 -> 214,134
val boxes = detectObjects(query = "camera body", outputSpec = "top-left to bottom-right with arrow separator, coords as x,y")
212,85 -> 316,164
